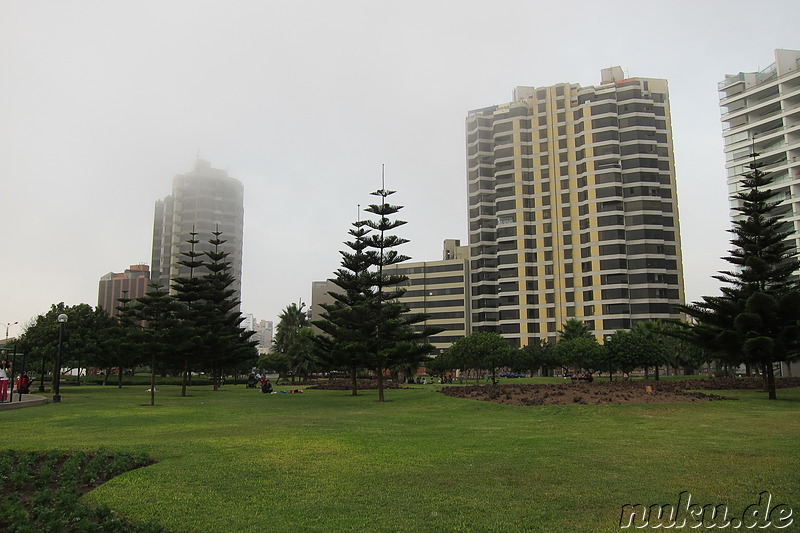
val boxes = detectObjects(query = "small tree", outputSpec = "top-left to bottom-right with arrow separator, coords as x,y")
554,337 -> 604,375
558,319 -> 592,340
512,339 -> 557,377
126,283 -> 180,406
273,302 -> 310,383
445,332 -> 513,385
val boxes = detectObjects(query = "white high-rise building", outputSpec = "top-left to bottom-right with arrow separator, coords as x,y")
151,159 -> 245,304
719,49 -> 800,251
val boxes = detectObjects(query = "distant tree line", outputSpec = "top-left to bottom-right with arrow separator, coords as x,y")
14,228 -> 257,404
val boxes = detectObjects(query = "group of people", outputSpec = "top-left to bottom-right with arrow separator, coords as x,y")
0,359 -> 31,402
247,373 -> 274,394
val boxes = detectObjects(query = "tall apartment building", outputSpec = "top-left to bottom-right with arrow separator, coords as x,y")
719,49 -> 800,253
151,159 -> 245,303
466,67 -> 685,347
312,240 -> 471,351
252,319 -> 274,355
97,264 -> 150,316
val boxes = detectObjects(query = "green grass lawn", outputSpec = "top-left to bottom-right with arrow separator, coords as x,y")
1,383 -> 798,532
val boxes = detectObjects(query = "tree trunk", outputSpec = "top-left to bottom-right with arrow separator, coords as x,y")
377,365 -> 385,402
349,366 -> 359,396
102,368 -> 110,386
766,361 -> 777,400
654,365 -> 660,381
181,359 -> 189,397
118,368 -> 124,389
150,355 -> 156,407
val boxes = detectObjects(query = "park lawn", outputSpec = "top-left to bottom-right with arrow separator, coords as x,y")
0,384 -> 798,532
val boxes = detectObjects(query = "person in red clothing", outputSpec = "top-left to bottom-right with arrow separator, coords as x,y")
16,373 -> 30,394
0,359 -> 11,402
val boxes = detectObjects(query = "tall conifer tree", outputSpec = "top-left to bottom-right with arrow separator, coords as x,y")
317,183 -> 440,401
681,153 -> 800,399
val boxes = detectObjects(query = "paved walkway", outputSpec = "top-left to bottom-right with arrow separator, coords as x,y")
0,394 -> 48,411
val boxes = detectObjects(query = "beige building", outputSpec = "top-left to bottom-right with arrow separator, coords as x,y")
466,67 -> 685,346
384,239 -> 471,351
312,240 -> 471,351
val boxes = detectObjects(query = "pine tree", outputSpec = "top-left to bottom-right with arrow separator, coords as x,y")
195,227 -> 258,390
170,227 -> 206,396
681,154 -> 800,399
362,186 -> 440,401
316,187 -> 440,401
125,282 -> 181,406
314,219 -> 376,395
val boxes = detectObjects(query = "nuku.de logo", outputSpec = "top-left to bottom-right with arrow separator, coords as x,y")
619,491 -> 793,529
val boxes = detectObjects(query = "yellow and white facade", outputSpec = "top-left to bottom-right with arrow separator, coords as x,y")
466,67 -> 685,346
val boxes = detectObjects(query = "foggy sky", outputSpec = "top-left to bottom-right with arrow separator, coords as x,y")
1,0 -> 799,335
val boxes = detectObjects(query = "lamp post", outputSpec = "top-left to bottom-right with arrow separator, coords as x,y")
38,351 -> 47,393
52,314 -> 68,403
605,335 -> 613,382
3,321 -> 18,340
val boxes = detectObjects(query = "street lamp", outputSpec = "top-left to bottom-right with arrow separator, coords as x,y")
605,335 -> 613,382
52,314 -> 68,403
3,321 -> 18,340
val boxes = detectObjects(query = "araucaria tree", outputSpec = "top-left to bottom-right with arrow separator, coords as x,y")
314,220 -> 374,395
316,186 -> 439,401
681,154 -> 800,399
362,187 -> 439,401
192,228 -> 258,390
122,227 -> 257,399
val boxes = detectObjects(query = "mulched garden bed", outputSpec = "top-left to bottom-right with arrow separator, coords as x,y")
438,382 -> 727,406
438,377 -> 800,406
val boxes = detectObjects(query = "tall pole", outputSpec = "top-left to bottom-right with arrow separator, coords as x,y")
4,321 -> 18,340
53,314 -> 68,403
39,351 -> 47,393
17,345 -> 26,402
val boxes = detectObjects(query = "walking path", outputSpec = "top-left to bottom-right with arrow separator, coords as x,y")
0,394 -> 48,411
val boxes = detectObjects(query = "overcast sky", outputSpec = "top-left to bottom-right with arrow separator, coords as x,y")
1,0 -> 798,335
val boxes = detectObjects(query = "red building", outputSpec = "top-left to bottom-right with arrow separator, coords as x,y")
97,264 -> 150,316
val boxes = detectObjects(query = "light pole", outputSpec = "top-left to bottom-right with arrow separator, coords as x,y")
3,321 -> 18,340
38,351 -> 47,393
605,335 -> 613,382
53,314 -> 68,403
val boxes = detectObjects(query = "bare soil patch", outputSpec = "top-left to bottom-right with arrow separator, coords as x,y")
439,377 -> 800,406
438,381 -> 724,406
